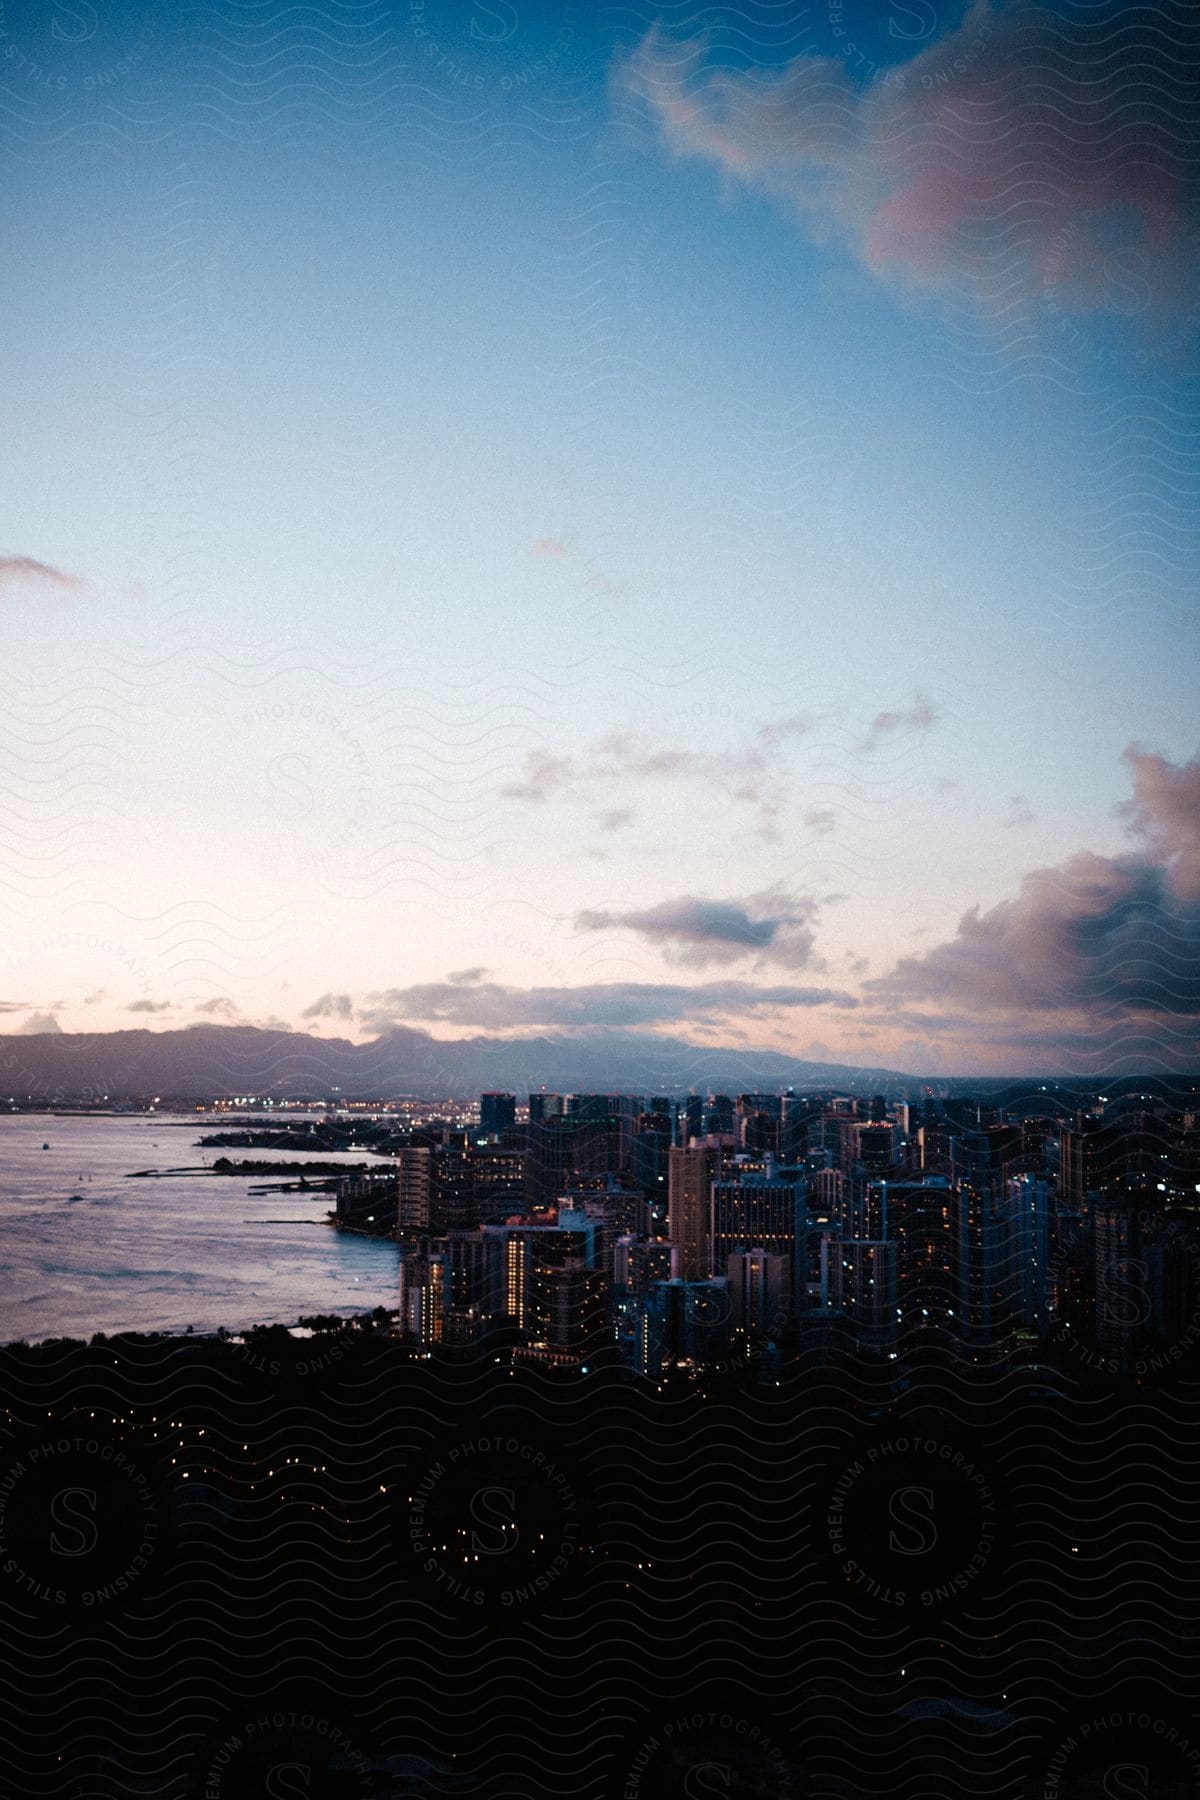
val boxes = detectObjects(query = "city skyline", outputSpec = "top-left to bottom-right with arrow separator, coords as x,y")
4,0 -> 1198,1073
4,7 -> 1197,1796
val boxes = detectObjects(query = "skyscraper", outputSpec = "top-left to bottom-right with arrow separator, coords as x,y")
397,1244 -> 450,1344
822,1238 -> 897,1345
884,1176 -> 958,1330
1004,1173 -> 1053,1335
479,1092 -> 517,1138
525,1111 -> 627,1212
709,1164 -> 807,1292
727,1247 -> 791,1339
668,1143 -> 717,1280
395,1147 -> 432,1238
681,1094 -> 703,1145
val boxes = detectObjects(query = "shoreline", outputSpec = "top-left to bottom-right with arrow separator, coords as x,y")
0,1307 -> 396,1353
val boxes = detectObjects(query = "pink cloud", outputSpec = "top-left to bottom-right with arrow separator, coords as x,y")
0,555 -> 83,592
619,4 -> 1200,320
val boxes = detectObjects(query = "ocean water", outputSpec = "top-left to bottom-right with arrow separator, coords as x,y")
0,1112 -> 400,1343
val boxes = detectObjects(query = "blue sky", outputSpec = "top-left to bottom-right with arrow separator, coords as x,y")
2,0 -> 1198,1072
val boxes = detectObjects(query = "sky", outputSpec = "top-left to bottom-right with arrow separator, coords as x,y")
2,0 -> 1199,1074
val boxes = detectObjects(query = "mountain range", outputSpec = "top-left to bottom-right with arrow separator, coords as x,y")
0,1023 -> 920,1101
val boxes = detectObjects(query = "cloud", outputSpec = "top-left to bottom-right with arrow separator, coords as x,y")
1121,746 -> 1200,901
1002,795 -> 1036,828
0,555 -> 82,592
804,806 -> 837,834
501,730 -> 774,827
302,992 -> 356,1020
17,1012 -> 62,1035
499,751 -> 576,803
194,997 -> 239,1018
0,1000 -> 31,1014
447,966 -> 490,985
758,714 -> 812,749
618,4 -> 1200,321
127,999 -> 172,1014
500,704 -> 938,834
869,749 -> 1200,1056
574,888 -> 821,970
357,978 -> 858,1035
862,691 -> 939,752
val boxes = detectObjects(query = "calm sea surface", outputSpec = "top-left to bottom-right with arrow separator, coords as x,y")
0,1112 -> 400,1343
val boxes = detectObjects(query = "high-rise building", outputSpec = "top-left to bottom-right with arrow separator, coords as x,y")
556,1176 -> 645,1242
1003,1173 -> 1053,1334
634,1107 -> 673,1212
675,1278 -> 731,1365
681,1094 -> 703,1146
525,1112 -> 627,1213
335,1172 -> 398,1235
821,1238 -> 897,1344
1060,1115 -> 1103,1211
612,1235 -> 678,1297
552,1206 -> 602,1268
704,1095 -> 735,1136
566,1095 -> 642,1170
397,1243 -> 450,1343
395,1146 -> 431,1237
446,1229 -> 499,1316
528,1258 -> 608,1360
469,1146 -> 526,1221
1142,1214 -> 1200,1351
628,1278 -> 733,1373
630,1283 -> 671,1379
779,1091 -> 810,1163
810,1167 -> 846,1217
726,1247 -> 790,1339
709,1163 -> 806,1291
1092,1197 -> 1143,1362
668,1143 -> 717,1280
854,1123 -> 897,1177
479,1092 -> 517,1138
741,1111 -> 779,1157
883,1177 -> 957,1330
489,1225 -> 536,1330
429,1147 -> 472,1234
955,1180 -> 1008,1350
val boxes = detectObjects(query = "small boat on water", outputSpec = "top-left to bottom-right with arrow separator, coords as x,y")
42,1142 -> 50,1150
68,1194 -> 85,1204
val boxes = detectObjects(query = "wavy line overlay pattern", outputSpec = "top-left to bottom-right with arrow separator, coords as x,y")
2,0 -> 1199,1796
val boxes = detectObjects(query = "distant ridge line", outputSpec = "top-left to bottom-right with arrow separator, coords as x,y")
1,1023 -> 1195,1099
